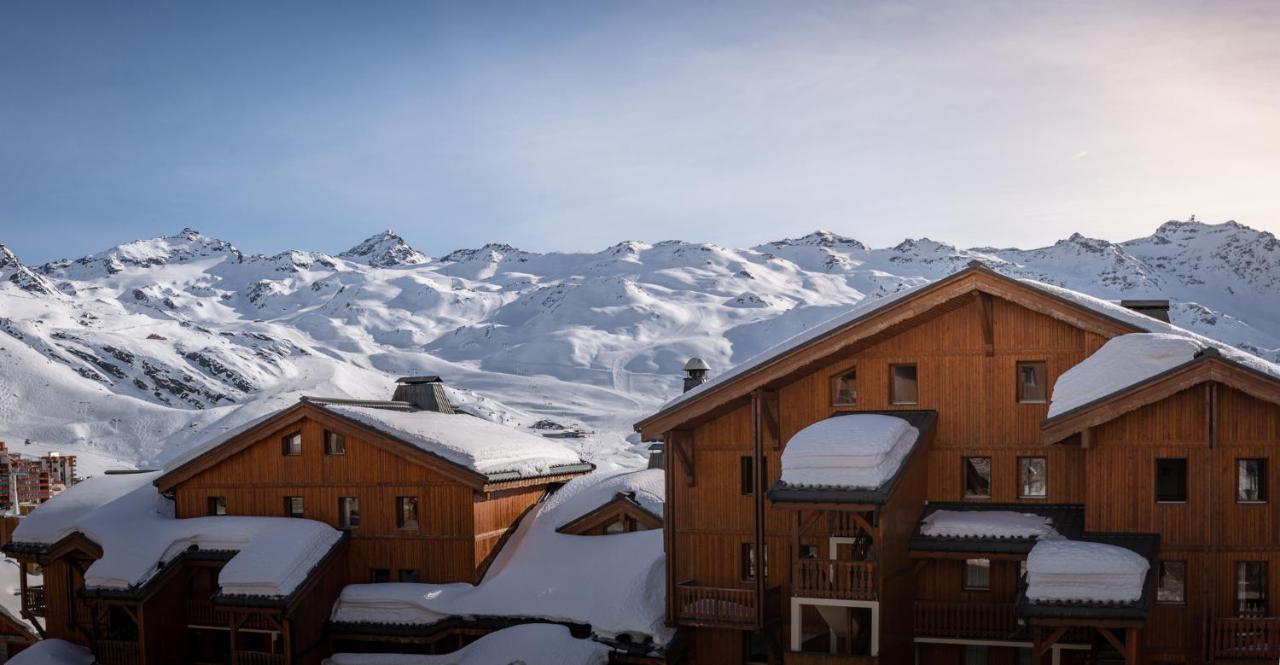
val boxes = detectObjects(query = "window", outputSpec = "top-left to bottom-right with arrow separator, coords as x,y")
369,568 -> 390,584
740,543 -> 769,581
740,456 -> 754,495
1156,458 -> 1188,503
207,497 -> 226,516
964,457 -> 992,499
399,569 -> 419,583
964,646 -> 989,665
1016,361 -> 1048,403
1237,561 -> 1268,617
832,369 -> 857,407
284,496 -> 304,518
799,544 -> 819,560
605,519 -> 626,534
890,364 -> 918,405
396,496 -> 419,530
1238,459 -> 1267,503
324,430 -> 346,455
1157,561 -> 1187,604
744,631 -> 770,665
1019,457 -> 1047,499
281,432 -> 302,456
964,559 -> 991,590
339,497 -> 360,529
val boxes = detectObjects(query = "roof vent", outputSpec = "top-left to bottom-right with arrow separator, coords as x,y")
392,376 -> 456,414
683,358 -> 710,393
1120,299 -> 1171,323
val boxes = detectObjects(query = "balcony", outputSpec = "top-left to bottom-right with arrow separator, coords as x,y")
914,601 -> 1017,641
22,585 -> 44,617
1213,617 -> 1280,659
793,560 -> 876,600
187,599 -> 232,627
236,653 -> 285,665
786,653 -> 878,665
674,581 -> 779,629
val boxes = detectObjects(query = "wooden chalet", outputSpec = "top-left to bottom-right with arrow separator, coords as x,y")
636,262 -> 1280,665
3,377 -> 596,665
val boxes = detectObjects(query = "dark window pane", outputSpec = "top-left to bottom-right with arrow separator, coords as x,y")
207,497 -> 226,516
1017,362 -> 1048,403
964,457 -> 992,499
1237,561 -> 1268,616
285,496 -> 304,518
740,456 -> 754,495
324,430 -> 346,455
397,496 -> 419,530
1156,459 -> 1188,502
890,364 -> 918,405
964,559 -> 991,590
1158,561 -> 1187,604
340,497 -> 360,529
741,543 -> 756,581
399,569 -> 419,583
1019,457 -> 1047,498
282,432 -> 302,456
370,569 -> 390,584
832,369 -> 857,406
1238,459 -> 1267,502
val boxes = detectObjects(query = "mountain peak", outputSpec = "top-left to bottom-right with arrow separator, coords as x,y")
764,230 -> 867,250
0,242 -> 58,295
339,230 -> 429,267
440,243 -> 523,264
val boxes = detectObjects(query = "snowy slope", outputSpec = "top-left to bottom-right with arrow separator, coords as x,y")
0,219 -> 1276,471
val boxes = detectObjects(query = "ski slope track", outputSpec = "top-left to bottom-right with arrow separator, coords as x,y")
0,221 -> 1276,474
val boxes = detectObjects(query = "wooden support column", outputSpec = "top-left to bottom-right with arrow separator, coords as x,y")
671,430 -> 695,487
1124,627 -> 1140,665
663,430 -> 676,626
762,391 -> 781,451
752,389 -> 767,628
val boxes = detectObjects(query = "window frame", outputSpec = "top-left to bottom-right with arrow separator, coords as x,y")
281,431 -> 303,456
1016,361 -> 1048,404
398,569 -> 420,583
1155,458 -> 1189,504
1018,456 -> 1048,499
207,496 -> 226,516
1156,560 -> 1187,606
889,363 -> 919,406
1237,561 -> 1269,617
369,568 -> 390,584
741,542 -> 756,582
324,430 -> 347,456
963,456 -> 993,500
1237,458 -> 1268,504
963,558 -> 992,591
830,367 -> 858,407
339,496 -> 360,530
396,495 -> 420,531
284,495 -> 304,518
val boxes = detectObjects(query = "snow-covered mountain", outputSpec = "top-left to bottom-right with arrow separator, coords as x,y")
1,219 -> 1276,473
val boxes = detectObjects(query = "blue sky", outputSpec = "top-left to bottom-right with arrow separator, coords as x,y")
2,1 -> 1279,263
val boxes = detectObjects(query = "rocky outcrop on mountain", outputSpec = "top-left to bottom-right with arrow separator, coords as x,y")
338,230 -> 429,267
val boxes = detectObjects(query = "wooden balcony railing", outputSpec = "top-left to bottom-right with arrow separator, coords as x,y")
187,599 -> 231,627
1212,617 -> 1280,659
674,582 -> 759,629
22,585 -> 45,617
95,639 -> 141,665
786,653 -> 879,665
794,560 -> 876,600
236,652 -> 285,665
914,601 -> 1018,640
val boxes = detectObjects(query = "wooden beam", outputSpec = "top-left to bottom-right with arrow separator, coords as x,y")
671,431 -> 695,487
977,291 -> 995,356
1097,626 -> 1125,654
1034,626 -> 1069,657
762,391 -> 781,451
848,511 -> 877,543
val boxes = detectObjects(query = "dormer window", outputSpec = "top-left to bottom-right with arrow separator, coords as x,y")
831,368 -> 857,407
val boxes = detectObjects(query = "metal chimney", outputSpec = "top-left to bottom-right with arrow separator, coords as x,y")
1120,299 -> 1171,323
392,376 -> 456,413
682,357 -> 710,393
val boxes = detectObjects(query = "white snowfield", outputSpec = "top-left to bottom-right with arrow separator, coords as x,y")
11,472 -> 341,596
778,414 -> 919,489
1026,540 -> 1150,604
323,405 -> 586,479
324,624 -> 608,665
919,510 -> 1060,540
332,469 -> 671,644
7,639 -> 94,665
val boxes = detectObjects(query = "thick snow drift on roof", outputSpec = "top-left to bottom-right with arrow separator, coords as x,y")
920,510 -> 1059,540
11,472 -> 341,596
324,405 -> 585,478
325,624 -> 608,665
1048,333 -> 1204,417
555,468 -> 664,528
8,639 -> 94,665
1026,540 -> 1149,604
332,469 -> 670,643
779,414 -> 918,489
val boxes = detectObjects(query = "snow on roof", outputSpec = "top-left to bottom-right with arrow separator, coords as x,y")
11,472 -> 341,597
321,405 -> 586,479
1047,333 -> 1204,418
919,510 -> 1060,540
324,624 -> 608,665
779,414 -> 919,490
8,639 -> 94,665
1026,540 -> 1149,604
331,469 -> 671,644
555,468 -> 664,529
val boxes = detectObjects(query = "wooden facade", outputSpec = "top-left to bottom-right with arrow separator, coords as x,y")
639,263 -> 1280,664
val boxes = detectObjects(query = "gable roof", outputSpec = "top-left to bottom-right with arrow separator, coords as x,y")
555,492 -> 664,535
155,398 -> 592,493
635,263 -> 1145,438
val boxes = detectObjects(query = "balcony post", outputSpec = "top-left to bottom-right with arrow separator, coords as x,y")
752,389 -> 766,629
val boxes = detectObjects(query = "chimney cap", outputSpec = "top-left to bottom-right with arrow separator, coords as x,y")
683,357 -> 710,372
396,375 -> 443,385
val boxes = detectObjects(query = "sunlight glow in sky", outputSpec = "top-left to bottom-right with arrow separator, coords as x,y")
2,1 -> 1278,261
